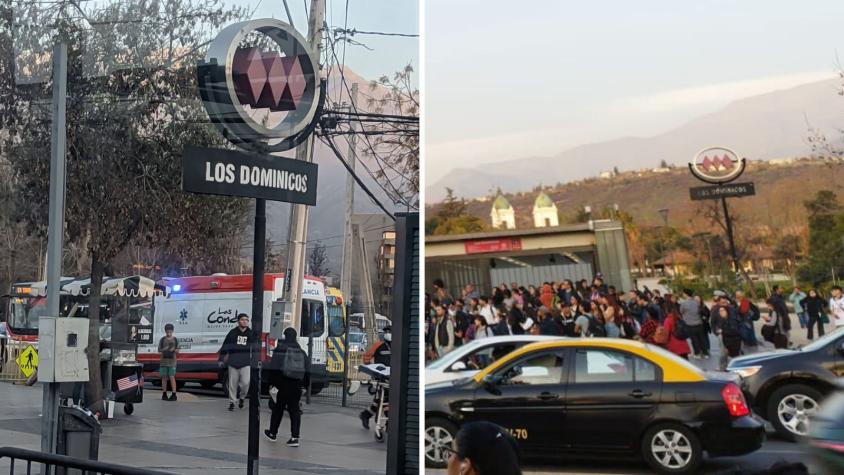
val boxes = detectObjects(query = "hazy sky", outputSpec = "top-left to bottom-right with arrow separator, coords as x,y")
234,0 -> 419,83
426,0 -> 844,184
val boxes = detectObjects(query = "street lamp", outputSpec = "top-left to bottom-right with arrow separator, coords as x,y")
657,208 -> 670,282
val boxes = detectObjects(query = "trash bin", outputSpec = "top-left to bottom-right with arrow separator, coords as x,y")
56,405 -> 102,475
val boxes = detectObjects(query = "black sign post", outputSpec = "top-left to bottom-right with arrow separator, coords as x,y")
688,147 -> 753,275
182,146 -> 318,204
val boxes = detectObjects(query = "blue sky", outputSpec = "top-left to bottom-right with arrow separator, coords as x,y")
425,0 -> 844,183
233,0 -> 419,83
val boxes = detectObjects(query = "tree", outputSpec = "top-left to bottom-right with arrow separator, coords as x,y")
798,190 -> 844,285
2,0 -> 248,413
362,63 -> 419,209
308,242 -> 329,278
659,159 -> 669,169
428,188 -> 484,235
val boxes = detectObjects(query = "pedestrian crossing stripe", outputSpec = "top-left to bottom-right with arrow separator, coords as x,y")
16,345 -> 38,378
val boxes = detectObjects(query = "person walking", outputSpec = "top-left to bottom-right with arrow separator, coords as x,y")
219,313 -> 255,411
434,305 -> 455,357
158,323 -> 179,401
264,327 -> 307,446
789,287 -> 808,330
768,285 -> 792,337
801,289 -> 827,341
679,289 -> 708,359
662,308 -> 691,359
472,316 -> 494,368
716,306 -> 743,370
830,286 -> 844,329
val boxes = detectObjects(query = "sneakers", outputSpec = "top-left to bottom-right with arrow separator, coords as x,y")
169,393 -> 177,401
359,411 -> 371,430
238,398 -> 245,409
228,402 -> 235,411
263,430 -> 277,442
286,438 -> 300,447
161,392 -> 168,400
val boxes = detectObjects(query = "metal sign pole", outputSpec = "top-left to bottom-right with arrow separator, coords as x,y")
247,198 -> 266,475
721,197 -> 740,275
42,41 -> 68,465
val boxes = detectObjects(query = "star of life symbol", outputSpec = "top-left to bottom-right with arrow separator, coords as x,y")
179,309 -> 188,324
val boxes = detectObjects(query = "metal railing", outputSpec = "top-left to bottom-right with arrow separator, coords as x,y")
0,447 -> 175,475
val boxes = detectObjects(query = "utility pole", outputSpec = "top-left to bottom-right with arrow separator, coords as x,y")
357,225 -> 377,343
42,41 -> 68,460
340,83 -> 358,303
282,0 -> 324,344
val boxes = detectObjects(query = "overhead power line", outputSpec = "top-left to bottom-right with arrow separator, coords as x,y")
333,27 -> 418,38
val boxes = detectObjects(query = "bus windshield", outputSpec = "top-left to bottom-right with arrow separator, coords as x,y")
327,304 -> 345,337
8,296 -> 48,334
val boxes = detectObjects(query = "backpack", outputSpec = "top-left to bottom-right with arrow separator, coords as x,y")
282,347 -> 307,380
654,325 -> 669,345
588,317 -> 607,337
747,302 -> 761,321
673,318 -> 690,340
491,319 -> 510,336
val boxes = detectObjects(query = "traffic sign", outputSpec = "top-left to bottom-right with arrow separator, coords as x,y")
16,345 -> 38,378
690,182 -> 756,201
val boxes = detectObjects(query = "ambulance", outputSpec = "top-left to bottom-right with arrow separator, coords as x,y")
137,273 -> 330,394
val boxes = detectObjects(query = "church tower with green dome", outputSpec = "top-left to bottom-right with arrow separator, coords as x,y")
490,192 -> 516,229
532,191 -> 558,227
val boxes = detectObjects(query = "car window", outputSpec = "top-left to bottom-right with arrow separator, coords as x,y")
574,349 -> 661,383
498,351 -> 565,385
634,356 -> 658,382
452,342 -> 524,371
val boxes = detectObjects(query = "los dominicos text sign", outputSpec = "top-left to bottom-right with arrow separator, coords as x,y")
689,182 -> 755,201
182,145 -> 318,205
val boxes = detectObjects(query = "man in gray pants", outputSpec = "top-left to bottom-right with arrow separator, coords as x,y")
220,314 -> 255,411
679,289 -> 709,359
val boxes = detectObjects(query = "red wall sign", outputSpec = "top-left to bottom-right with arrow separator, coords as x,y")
464,238 -> 523,255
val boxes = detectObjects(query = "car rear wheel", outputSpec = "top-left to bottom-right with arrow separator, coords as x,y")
425,417 -> 457,469
768,384 -> 822,442
641,423 -> 702,474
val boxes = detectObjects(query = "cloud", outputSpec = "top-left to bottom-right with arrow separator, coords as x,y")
617,71 -> 836,112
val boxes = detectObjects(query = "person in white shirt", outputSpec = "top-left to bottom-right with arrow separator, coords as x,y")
478,296 -> 495,326
829,286 -> 844,328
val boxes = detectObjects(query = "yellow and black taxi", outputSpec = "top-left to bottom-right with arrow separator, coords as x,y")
425,338 -> 765,474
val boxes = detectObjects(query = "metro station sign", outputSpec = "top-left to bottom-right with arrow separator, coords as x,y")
465,238 -> 523,255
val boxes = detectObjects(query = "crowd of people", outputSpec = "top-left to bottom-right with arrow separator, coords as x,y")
425,276 -> 844,370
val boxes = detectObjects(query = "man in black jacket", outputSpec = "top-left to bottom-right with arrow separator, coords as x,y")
219,314 -> 255,411
264,327 -> 307,446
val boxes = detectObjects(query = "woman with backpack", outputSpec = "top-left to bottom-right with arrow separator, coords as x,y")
265,327 -> 308,446
662,308 -> 691,359
800,289 -> 827,341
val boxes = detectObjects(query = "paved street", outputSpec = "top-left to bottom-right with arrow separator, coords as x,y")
0,383 -> 386,474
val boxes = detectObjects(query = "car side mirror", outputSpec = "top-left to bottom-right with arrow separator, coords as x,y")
450,361 -> 468,372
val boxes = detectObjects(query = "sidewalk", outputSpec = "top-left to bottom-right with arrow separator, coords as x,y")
0,384 -> 385,474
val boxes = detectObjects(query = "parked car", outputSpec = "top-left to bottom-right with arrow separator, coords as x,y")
425,335 -> 563,386
727,327 -> 844,441
348,329 -> 367,353
426,339 -> 764,473
808,378 -> 844,474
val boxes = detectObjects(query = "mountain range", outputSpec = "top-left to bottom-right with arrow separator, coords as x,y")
427,77 -> 844,202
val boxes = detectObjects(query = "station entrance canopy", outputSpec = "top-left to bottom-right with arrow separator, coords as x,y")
425,220 -> 633,297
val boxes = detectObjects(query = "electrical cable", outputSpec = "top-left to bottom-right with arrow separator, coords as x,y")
320,134 -> 395,221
